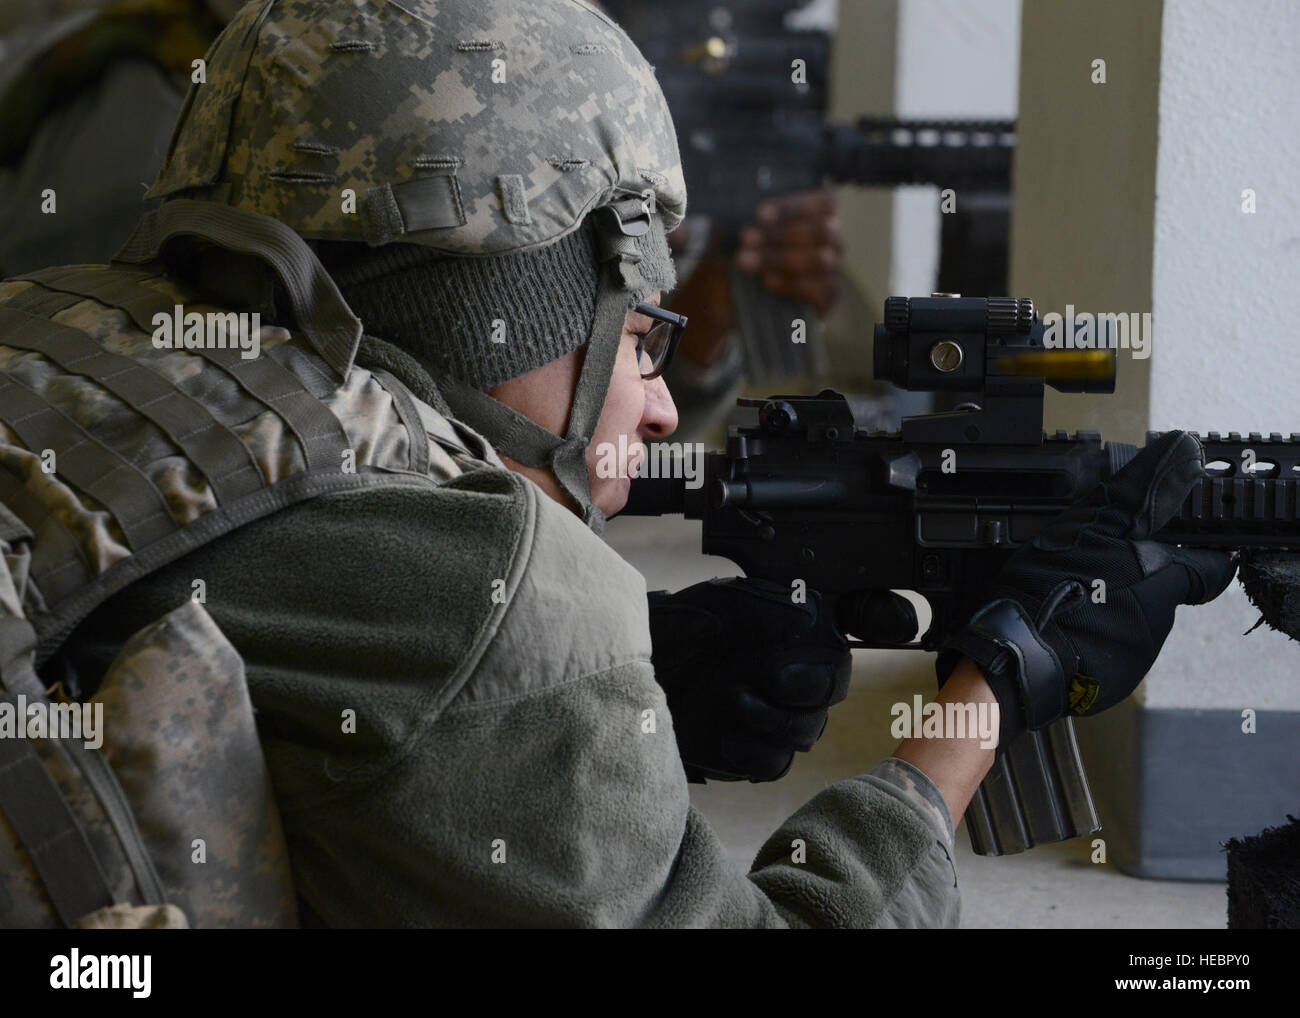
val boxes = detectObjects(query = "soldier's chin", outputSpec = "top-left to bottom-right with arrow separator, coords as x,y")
594,475 -> 632,518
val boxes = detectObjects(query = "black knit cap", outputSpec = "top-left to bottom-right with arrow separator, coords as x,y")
311,218 -> 603,390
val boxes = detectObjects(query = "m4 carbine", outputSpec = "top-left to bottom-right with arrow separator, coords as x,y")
622,295 -> 1300,855
606,0 -> 1019,381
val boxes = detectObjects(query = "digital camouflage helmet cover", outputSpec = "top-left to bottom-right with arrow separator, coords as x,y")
139,0 -> 687,531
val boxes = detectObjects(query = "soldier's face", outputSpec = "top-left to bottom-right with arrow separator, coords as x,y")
588,296 -> 680,515
485,295 -> 678,518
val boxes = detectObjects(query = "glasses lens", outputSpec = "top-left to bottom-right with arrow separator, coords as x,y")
640,321 -> 672,376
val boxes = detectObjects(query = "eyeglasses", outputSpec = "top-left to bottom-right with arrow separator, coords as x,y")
633,302 -> 688,380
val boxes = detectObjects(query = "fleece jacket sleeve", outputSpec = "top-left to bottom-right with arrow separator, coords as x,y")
67,466 -> 960,928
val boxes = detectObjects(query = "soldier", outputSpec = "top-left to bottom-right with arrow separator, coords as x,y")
0,0 -> 242,276
0,0 -> 1233,927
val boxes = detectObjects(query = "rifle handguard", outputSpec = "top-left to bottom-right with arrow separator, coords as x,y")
936,599 -> 1067,752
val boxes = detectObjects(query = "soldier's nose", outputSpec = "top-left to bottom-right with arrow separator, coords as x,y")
642,378 -> 678,440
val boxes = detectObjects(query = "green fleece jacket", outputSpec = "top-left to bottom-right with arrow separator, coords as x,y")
67,379 -> 959,928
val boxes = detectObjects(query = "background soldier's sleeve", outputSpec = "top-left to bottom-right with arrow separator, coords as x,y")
70,467 -> 960,928
0,54 -> 184,275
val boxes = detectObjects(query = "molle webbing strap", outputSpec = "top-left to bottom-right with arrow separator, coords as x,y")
0,693 -> 116,926
0,375 -> 178,551
0,502 -> 115,925
0,268 -> 442,656
0,286 -> 83,319
197,349 -> 351,471
16,266 -> 180,337
113,199 -> 363,380
6,270 -> 352,472
2,657 -> 166,915
31,470 -> 446,665
0,505 -> 164,921
56,720 -> 167,909
0,303 -> 266,504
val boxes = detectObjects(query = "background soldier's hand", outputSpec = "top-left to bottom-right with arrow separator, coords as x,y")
648,577 -> 911,782
937,431 -> 1238,751
735,190 -> 843,318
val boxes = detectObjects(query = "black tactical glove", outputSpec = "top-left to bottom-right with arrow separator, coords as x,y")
937,430 -> 1237,751
648,577 -> 914,782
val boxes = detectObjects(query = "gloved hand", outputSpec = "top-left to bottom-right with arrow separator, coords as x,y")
937,431 -> 1237,752
648,577 -> 914,782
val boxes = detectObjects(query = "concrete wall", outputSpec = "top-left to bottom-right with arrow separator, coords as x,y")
1011,0 -> 1162,447
1014,0 -> 1299,711
1012,0 -> 1300,876
830,0 -> 1020,307
892,0 -> 1021,297
829,0 -> 1019,414
829,0 -> 898,314
1145,0 -> 1300,709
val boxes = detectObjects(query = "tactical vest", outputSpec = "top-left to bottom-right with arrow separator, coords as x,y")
0,230 -> 490,927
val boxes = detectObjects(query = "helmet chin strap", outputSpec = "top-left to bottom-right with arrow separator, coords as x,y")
437,275 -> 631,537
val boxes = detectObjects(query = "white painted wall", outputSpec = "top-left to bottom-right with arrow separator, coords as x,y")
1013,0 -> 1300,710
891,0 -> 1021,297
830,0 -> 1020,307
1143,0 -> 1300,708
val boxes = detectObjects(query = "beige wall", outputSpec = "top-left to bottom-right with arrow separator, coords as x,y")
829,0 -> 898,316
1013,0 -> 1300,709
1012,0 -> 1163,446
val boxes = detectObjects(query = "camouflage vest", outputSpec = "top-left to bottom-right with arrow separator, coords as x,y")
0,236 -> 486,927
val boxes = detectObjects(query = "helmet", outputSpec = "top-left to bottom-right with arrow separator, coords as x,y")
137,0 -> 687,532
147,0 -> 684,254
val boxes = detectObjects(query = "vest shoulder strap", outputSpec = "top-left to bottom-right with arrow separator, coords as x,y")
0,267 -> 472,662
